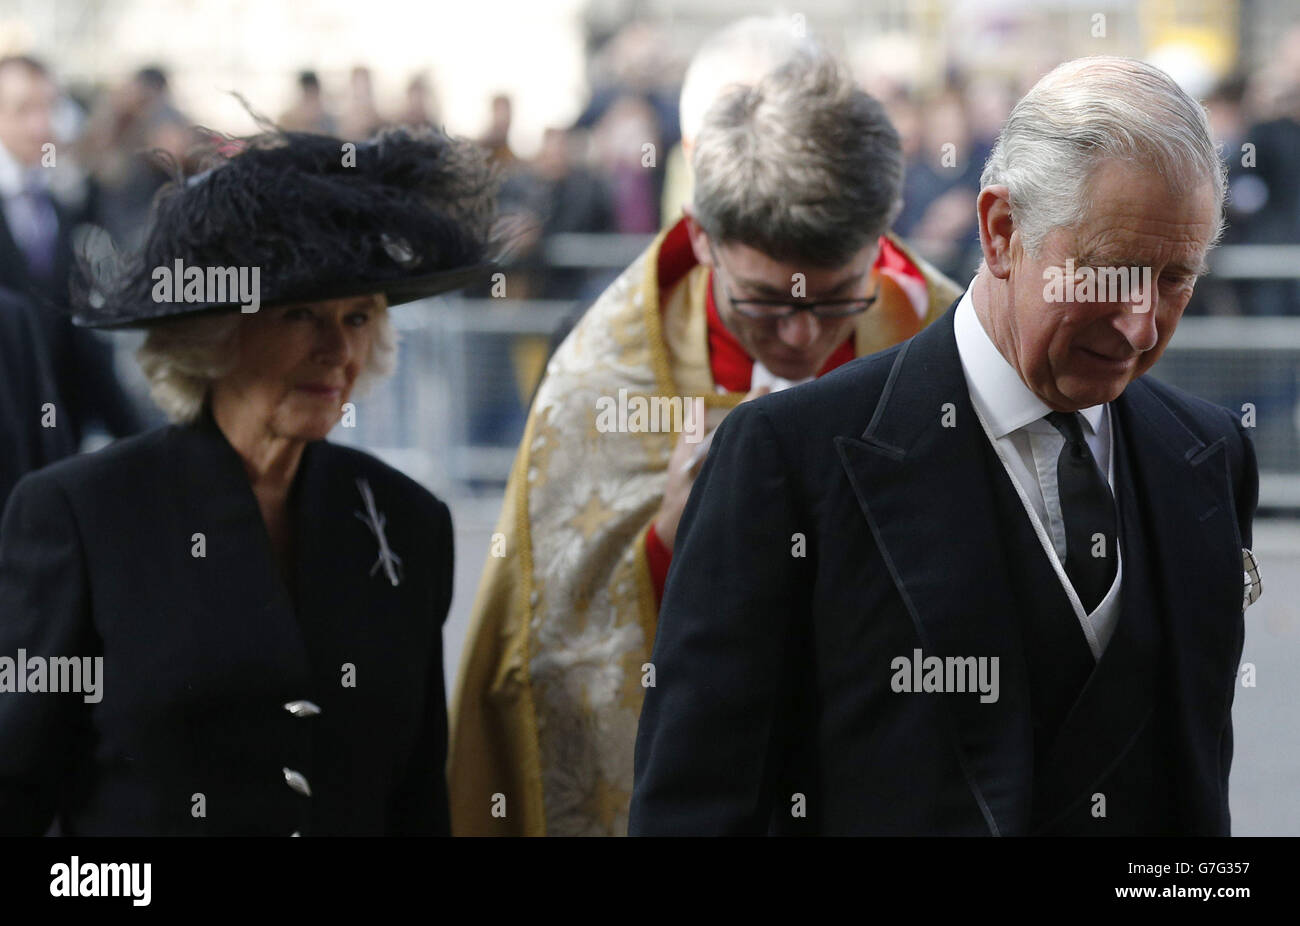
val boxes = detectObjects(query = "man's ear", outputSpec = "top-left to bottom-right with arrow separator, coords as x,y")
682,207 -> 714,268
977,185 -> 1016,279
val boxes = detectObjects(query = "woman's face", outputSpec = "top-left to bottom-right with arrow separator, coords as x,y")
213,294 -> 385,443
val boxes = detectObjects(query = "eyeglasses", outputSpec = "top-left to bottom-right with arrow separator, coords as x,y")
707,240 -> 879,320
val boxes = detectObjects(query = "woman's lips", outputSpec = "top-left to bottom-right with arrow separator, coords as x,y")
296,384 -> 343,398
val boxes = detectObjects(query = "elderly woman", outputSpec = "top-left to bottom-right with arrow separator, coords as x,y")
0,126 -> 495,835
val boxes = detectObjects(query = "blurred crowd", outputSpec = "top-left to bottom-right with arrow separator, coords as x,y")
1,21 -> 1299,459
3,26 -> 1300,327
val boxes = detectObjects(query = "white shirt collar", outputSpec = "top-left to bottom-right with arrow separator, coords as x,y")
953,284 -> 1105,439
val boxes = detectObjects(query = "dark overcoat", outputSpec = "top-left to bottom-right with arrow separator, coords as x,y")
631,304 -> 1258,835
0,409 -> 453,835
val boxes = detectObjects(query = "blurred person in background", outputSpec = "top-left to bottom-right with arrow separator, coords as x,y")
397,73 -> 439,129
478,93 -> 519,170
1235,30 -> 1300,316
0,285 -> 75,512
1197,73 -> 1254,316
279,70 -> 338,135
339,66 -> 385,141
660,15 -> 817,224
0,55 -> 147,446
494,127 -> 614,301
449,51 -> 960,837
576,20 -> 680,227
591,94 -> 661,234
80,66 -> 192,250
893,84 -> 984,280
463,123 -> 618,451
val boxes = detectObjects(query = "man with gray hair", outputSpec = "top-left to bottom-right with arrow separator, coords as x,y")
450,48 -> 958,836
632,56 -> 1260,835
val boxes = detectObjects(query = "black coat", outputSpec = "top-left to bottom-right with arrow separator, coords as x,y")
0,193 -> 148,442
0,286 -> 75,512
0,411 -> 453,835
630,304 -> 1257,836
0,189 -> 76,304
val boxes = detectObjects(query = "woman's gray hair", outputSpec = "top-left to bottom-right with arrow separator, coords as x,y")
136,302 -> 398,424
690,54 -> 903,267
980,56 -> 1226,255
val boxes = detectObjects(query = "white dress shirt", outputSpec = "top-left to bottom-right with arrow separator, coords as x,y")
953,286 -> 1122,658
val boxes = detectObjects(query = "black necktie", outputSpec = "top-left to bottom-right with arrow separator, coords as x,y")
1045,411 -> 1117,612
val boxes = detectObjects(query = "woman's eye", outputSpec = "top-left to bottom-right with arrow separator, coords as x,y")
346,312 -> 371,327
284,307 -> 313,321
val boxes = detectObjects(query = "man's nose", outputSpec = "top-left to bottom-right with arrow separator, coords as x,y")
776,311 -> 818,349
1112,298 -> 1159,353
25,110 -> 53,142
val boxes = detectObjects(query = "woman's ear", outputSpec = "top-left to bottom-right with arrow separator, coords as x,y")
976,185 -> 1016,280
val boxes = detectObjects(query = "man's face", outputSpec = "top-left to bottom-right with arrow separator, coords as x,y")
0,65 -> 57,167
687,217 -> 876,381
993,160 -> 1218,411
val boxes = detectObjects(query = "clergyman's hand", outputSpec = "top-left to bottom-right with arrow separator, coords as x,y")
653,384 -> 769,553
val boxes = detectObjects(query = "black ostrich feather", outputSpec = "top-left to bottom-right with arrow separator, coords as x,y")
74,122 -> 500,328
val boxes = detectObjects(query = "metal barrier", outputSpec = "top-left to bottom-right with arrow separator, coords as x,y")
100,237 -> 1300,509
331,298 -> 578,497
318,296 -> 1300,510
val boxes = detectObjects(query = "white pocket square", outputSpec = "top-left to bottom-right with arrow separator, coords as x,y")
1243,548 -> 1262,611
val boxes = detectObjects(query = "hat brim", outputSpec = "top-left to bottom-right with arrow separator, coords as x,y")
73,262 -> 498,330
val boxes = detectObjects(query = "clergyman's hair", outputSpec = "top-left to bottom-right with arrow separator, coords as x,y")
678,15 -> 820,149
980,56 -> 1226,255
136,300 -> 397,424
690,54 -> 903,267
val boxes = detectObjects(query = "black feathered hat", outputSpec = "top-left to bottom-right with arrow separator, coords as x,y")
73,124 -> 499,328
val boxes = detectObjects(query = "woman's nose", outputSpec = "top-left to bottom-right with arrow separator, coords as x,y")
313,318 -> 350,363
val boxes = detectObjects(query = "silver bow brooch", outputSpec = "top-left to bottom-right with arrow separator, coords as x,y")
354,477 -> 403,587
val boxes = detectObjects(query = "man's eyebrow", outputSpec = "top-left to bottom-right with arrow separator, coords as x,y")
821,272 -> 866,295
1170,259 -> 1211,277
734,276 -> 786,296
1075,252 -> 1209,277
1075,251 -> 1138,267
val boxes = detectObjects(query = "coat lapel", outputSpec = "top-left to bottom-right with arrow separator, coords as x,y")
834,307 -> 1034,836
1114,379 -> 1241,831
290,442 -> 371,665
1114,379 -> 1243,716
168,412 -> 312,689
288,442 -> 411,673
